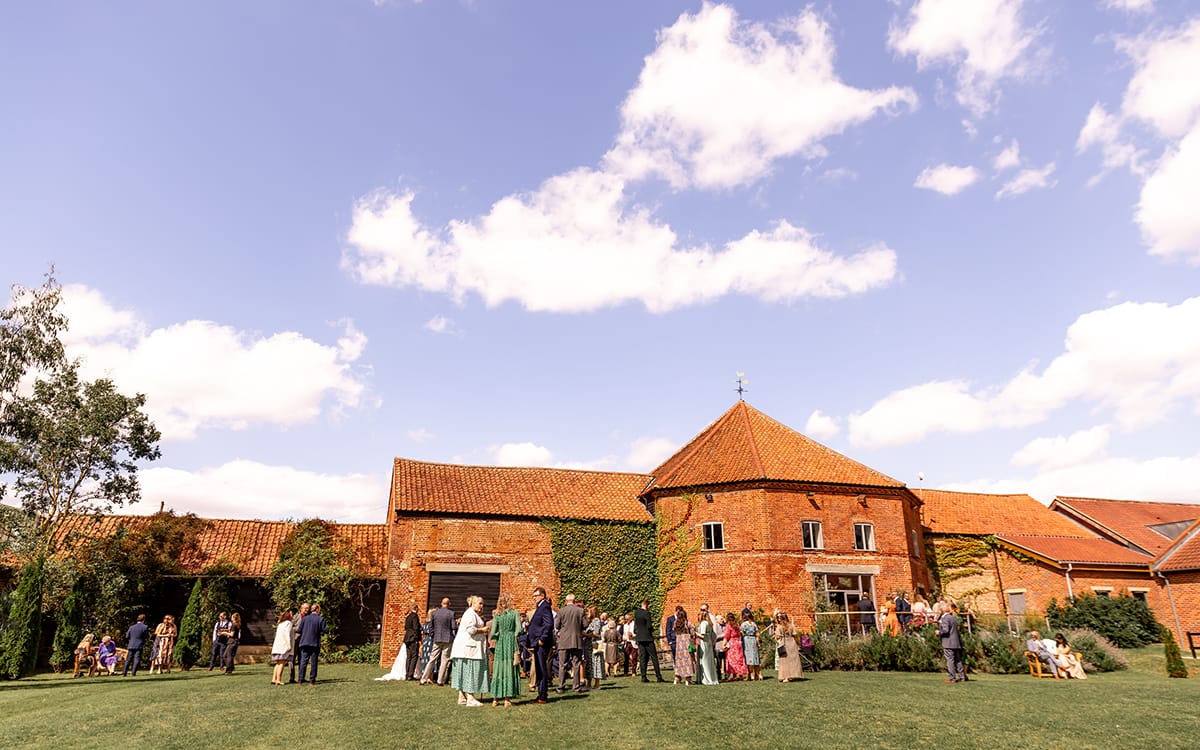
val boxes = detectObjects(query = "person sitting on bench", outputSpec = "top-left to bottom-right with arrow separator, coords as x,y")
1025,630 -> 1060,677
97,636 -> 119,675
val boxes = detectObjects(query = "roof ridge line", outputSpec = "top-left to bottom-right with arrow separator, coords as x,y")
739,402 -> 766,479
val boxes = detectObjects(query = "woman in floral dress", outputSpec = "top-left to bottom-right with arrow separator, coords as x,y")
722,611 -> 747,680
150,615 -> 176,674
671,607 -> 695,684
488,593 -> 522,707
584,605 -> 604,688
740,611 -> 762,681
418,607 -> 435,676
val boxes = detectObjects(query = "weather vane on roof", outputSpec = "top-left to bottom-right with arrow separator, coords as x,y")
735,372 -> 749,401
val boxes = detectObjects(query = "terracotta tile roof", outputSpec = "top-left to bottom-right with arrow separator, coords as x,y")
54,515 -> 387,577
390,458 -> 654,522
1154,518 -> 1200,572
1051,496 -> 1200,555
997,535 -> 1153,567
645,401 -> 904,493
920,489 -> 1093,537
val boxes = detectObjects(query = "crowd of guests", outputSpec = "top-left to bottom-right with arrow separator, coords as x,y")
73,613 -> 179,677
383,593 -> 822,706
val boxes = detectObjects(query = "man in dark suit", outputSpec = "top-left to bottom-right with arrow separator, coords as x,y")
527,586 -> 555,703
856,593 -> 876,635
894,592 -> 912,632
288,602 -> 309,683
208,611 -> 230,671
122,614 -> 149,676
633,599 -> 665,683
664,609 -> 678,665
403,604 -> 423,680
297,603 -> 327,685
420,597 -> 456,685
555,594 -> 586,693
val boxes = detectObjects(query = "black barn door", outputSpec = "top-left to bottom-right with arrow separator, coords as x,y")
426,572 -> 501,620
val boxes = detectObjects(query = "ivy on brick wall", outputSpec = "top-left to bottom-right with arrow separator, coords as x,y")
542,519 -> 658,617
930,535 -> 995,588
656,493 -> 702,607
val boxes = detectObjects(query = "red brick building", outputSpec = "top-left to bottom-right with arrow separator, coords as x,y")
642,401 -> 930,630
378,459 -> 652,666
921,490 -> 1200,646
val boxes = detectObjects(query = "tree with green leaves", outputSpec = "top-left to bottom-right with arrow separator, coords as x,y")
1,363 -> 162,554
50,581 -> 85,671
265,520 -> 353,642
1162,626 -> 1189,678
176,579 -> 204,669
0,556 -> 46,679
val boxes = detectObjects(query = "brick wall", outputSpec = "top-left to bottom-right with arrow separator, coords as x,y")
927,538 -> 1191,642
1159,571 -> 1200,648
380,515 -> 560,666
658,486 -> 926,630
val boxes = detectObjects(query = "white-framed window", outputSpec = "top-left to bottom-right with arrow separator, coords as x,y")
802,520 -> 823,550
1129,588 -> 1149,603
854,523 -> 875,551
701,522 -> 724,551
1091,586 -> 1113,597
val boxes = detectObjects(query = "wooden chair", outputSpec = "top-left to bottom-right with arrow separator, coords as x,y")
1024,651 -> 1061,679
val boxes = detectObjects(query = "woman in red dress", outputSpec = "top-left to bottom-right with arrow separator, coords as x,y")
722,611 -> 747,680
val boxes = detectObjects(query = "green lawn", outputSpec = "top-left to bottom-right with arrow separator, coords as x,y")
2,650 -> 1195,749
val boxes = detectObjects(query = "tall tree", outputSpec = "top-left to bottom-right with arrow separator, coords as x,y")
0,556 -> 46,679
0,272 -> 67,404
0,363 -> 161,554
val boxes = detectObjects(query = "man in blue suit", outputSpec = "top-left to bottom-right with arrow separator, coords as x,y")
526,586 -> 555,704
296,603 -> 327,685
122,614 -> 149,676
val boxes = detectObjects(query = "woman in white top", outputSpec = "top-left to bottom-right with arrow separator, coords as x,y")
270,610 -> 294,685
449,595 -> 490,706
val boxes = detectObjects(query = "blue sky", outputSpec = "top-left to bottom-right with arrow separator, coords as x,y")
3,1 -> 1199,522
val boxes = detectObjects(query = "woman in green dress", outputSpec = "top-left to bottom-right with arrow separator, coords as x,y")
695,608 -> 719,685
488,593 -> 522,707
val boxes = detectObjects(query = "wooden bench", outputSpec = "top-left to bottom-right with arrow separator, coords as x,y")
1024,651 -> 1062,679
1187,632 -> 1199,659
74,647 -> 127,677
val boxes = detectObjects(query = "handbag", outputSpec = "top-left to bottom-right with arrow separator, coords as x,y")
776,644 -> 786,658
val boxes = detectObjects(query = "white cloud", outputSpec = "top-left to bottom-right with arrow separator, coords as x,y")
1078,19 -> 1200,261
888,0 -> 1040,115
343,169 -> 898,313
1137,125 -> 1200,263
406,428 -> 435,443
625,437 -> 679,472
913,163 -> 980,194
1102,0 -> 1153,13
947,452 -> 1200,505
993,139 -> 1021,170
848,296 -> 1200,447
61,285 -> 370,441
138,460 -> 388,523
488,442 -> 555,466
424,315 -> 461,335
804,410 -> 841,441
995,161 -> 1056,198
1010,426 -> 1111,470
604,3 -> 917,189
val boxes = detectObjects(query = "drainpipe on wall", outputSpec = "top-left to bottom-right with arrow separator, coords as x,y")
1065,563 -> 1074,599
1157,571 -> 1185,650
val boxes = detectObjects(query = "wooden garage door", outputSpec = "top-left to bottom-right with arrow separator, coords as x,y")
427,572 -> 501,618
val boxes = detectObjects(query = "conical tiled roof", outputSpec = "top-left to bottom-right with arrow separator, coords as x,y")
644,401 -> 904,493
